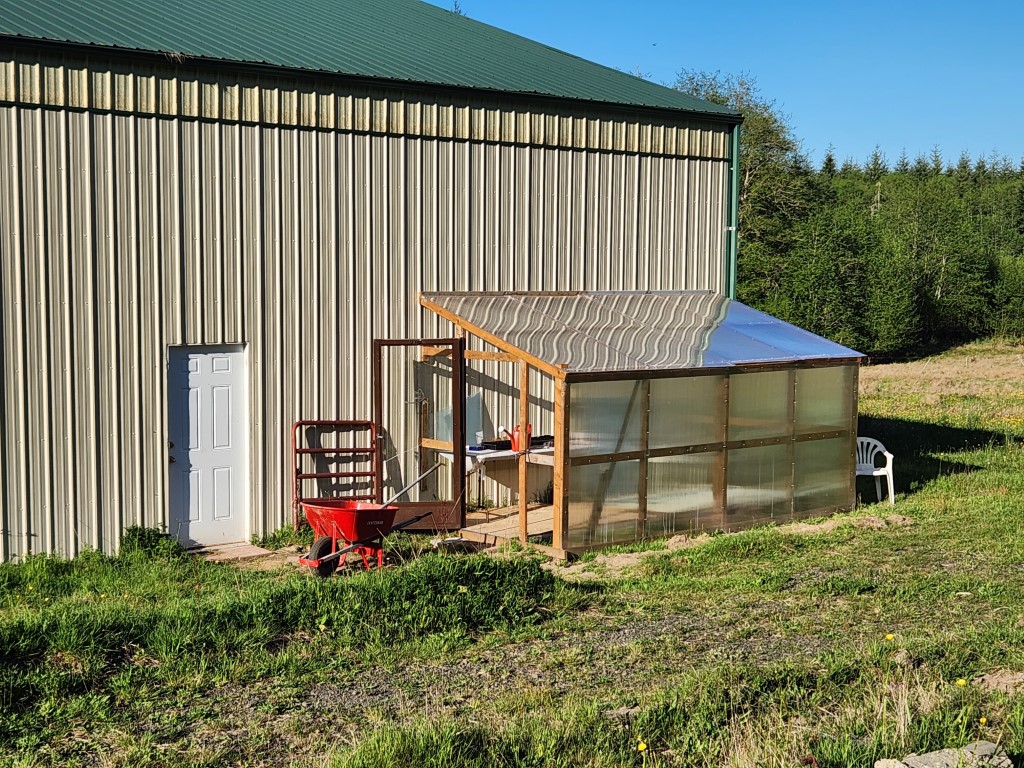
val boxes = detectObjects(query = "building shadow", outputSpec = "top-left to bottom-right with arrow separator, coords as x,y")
857,414 -> 1019,498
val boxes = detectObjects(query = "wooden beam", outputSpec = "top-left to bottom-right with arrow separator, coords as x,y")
561,429 -> 850,468
518,362 -> 530,544
465,350 -> 519,362
569,449 -> 645,467
420,346 -> 454,359
523,542 -> 571,561
420,295 -> 564,379
420,438 -> 454,451
563,357 -> 865,384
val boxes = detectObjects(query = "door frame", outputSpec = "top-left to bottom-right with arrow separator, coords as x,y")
165,343 -> 251,547
372,337 -> 466,530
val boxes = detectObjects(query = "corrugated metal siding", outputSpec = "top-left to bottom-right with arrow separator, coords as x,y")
0,51 -> 731,160
0,89 -> 730,560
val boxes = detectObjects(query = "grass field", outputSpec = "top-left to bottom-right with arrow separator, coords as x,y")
2,340 -> 1024,767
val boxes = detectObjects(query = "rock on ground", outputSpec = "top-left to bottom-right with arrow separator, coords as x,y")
875,740 -> 1013,768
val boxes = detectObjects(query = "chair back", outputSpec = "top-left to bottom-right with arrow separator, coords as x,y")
856,436 -> 887,467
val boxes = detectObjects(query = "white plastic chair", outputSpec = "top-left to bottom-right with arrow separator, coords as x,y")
856,437 -> 895,505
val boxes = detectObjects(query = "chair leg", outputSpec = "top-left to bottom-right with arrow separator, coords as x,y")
875,476 -> 883,503
886,472 -> 895,505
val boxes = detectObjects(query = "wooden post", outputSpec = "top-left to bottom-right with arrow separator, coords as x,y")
452,337 -> 467,527
518,361 -> 530,544
552,377 -> 570,551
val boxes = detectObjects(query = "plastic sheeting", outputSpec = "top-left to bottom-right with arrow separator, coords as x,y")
423,291 -> 862,374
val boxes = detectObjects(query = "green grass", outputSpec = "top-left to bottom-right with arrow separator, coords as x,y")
4,341 -> 1024,766
0,534 -> 575,766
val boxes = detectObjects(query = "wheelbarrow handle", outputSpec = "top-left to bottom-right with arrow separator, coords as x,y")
382,461 -> 443,507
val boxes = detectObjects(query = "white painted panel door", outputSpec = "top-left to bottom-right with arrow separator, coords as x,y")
167,346 -> 249,547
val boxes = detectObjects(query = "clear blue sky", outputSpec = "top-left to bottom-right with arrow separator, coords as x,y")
425,0 -> 1024,169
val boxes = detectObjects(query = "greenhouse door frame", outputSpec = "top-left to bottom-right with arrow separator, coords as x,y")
372,337 -> 467,531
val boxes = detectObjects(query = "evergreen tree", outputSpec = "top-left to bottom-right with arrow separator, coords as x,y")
671,68 -> 1024,355
865,146 -> 888,183
673,70 -> 818,312
821,149 -> 838,179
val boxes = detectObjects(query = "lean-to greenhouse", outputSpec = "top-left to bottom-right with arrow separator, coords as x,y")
421,290 -> 864,557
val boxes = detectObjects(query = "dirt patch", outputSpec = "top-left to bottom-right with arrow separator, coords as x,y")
234,547 -> 308,571
549,533 -> 712,581
787,514 -> 913,536
549,514 -> 915,583
664,533 -> 711,550
972,669 -> 1024,695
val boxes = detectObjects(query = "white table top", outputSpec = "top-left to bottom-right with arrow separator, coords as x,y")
439,445 -> 555,467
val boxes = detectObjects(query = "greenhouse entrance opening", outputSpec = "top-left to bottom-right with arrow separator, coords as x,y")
371,338 -> 467,531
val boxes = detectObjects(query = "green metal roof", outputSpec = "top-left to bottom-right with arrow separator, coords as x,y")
0,0 -> 740,119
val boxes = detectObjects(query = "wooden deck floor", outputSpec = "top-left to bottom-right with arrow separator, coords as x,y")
460,505 -> 554,546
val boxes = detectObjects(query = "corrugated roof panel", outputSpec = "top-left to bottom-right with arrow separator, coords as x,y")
0,0 -> 740,118
421,291 -> 863,374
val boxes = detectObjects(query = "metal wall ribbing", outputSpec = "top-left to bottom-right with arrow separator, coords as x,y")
0,69 -> 731,559
0,51 -> 732,161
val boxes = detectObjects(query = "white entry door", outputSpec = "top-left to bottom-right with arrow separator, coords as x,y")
167,346 -> 249,548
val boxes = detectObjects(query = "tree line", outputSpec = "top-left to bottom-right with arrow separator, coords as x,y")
676,71 -> 1024,357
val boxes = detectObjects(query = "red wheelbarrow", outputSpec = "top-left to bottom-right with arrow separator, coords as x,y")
299,463 -> 441,577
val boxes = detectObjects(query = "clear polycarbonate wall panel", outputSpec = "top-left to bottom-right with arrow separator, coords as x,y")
649,375 -> 726,449
795,366 -> 855,435
727,444 -> 792,524
568,380 -> 644,457
646,452 -> 723,536
794,438 -> 853,514
728,370 -> 792,442
566,461 -> 640,547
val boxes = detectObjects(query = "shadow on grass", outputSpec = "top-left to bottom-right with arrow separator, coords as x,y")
862,336 -> 972,365
857,415 -> 1020,498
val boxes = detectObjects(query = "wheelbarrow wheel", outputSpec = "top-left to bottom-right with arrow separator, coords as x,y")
308,536 -> 339,578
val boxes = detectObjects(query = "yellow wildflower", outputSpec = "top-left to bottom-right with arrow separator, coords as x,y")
637,741 -> 647,753
956,678 -> 967,686
885,633 -> 894,640
979,717 -> 987,725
